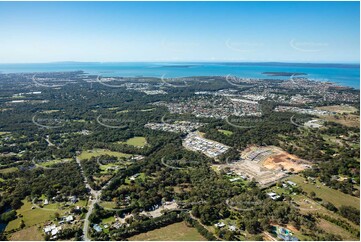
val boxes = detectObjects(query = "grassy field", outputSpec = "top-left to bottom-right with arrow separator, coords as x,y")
0,167 -> 18,174
119,136 -> 147,148
288,175 -> 360,209
38,158 -> 71,167
128,222 -> 206,241
77,149 -> 131,160
316,105 -> 358,114
9,225 -> 44,241
317,218 -> 358,240
102,216 -> 115,224
319,114 -> 360,128
41,110 -> 59,114
99,201 -> 118,210
218,129 -> 233,136
5,200 -> 63,231
316,104 -> 359,127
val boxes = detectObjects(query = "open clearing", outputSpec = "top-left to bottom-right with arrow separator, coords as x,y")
37,158 -> 72,167
0,167 -> 18,174
217,146 -> 310,187
319,114 -> 360,128
315,105 -> 359,127
317,218 -> 358,241
316,105 -> 358,114
218,129 -> 233,136
9,225 -> 43,241
288,175 -> 360,209
242,146 -> 311,173
41,110 -> 60,114
5,200 -> 61,231
128,222 -> 205,241
99,201 -> 118,210
77,149 -> 132,160
262,152 -> 311,172
118,136 -> 147,147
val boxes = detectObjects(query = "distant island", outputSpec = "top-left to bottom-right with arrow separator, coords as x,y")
262,72 -> 307,77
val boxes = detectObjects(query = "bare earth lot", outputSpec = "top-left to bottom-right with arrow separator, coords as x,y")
128,222 -> 205,241
9,226 -> 43,241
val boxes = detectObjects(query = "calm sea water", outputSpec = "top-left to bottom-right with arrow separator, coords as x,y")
0,62 -> 359,89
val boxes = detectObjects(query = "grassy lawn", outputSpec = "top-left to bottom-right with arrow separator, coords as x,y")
9,225 -> 44,241
102,216 -> 115,224
99,201 -> 118,210
5,199 -> 64,231
218,129 -> 233,136
74,199 -> 88,207
128,222 -> 206,241
77,149 -> 131,160
288,175 -> 360,209
0,167 -> 18,174
118,136 -> 147,148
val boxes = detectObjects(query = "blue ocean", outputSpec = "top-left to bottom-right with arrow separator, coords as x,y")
0,62 -> 359,89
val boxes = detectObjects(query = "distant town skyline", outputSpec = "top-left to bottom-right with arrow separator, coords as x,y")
0,1 -> 359,63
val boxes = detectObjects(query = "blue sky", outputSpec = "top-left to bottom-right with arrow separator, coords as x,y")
0,1 -> 359,63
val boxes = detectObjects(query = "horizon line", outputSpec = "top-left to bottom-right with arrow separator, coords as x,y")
0,61 -> 359,65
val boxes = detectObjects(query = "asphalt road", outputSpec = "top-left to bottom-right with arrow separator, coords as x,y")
76,157 -> 100,241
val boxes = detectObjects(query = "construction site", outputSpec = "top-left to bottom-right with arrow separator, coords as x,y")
217,146 -> 311,188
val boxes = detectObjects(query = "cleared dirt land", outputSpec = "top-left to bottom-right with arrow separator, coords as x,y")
262,152 -> 311,172
9,226 -> 43,241
242,145 -> 310,173
316,105 -> 358,114
128,222 -> 205,241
